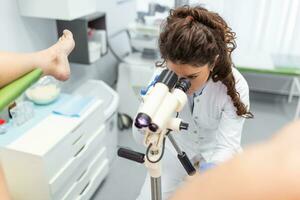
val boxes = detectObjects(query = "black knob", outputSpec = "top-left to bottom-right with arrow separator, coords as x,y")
179,122 -> 189,130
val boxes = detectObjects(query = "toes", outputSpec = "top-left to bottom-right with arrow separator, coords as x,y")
63,29 -> 73,39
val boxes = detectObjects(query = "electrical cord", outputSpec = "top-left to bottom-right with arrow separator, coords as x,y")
145,112 -> 180,163
146,134 -> 167,163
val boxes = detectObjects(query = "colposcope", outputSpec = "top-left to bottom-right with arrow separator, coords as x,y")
118,69 -> 196,200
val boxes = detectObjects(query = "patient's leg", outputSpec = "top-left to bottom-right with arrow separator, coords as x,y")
0,30 -> 75,88
0,165 -> 10,200
40,30 -> 75,81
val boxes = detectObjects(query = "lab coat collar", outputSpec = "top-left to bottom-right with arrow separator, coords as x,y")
189,77 -> 211,99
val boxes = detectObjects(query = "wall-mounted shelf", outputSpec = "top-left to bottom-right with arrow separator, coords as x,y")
57,12 -> 108,64
17,0 -> 97,20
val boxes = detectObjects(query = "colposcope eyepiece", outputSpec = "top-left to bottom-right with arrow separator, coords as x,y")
135,113 -> 152,128
175,78 -> 191,93
157,69 -> 178,91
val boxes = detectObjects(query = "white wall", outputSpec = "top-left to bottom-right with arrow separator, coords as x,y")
0,0 -> 57,52
98,0 -> 137,36
0,0 -> 137,91
218,0 -> 300,56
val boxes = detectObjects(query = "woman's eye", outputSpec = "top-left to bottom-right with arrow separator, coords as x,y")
187,76 -> 197,80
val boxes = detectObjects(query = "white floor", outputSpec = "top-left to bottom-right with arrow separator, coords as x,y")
92,92 -> 299,200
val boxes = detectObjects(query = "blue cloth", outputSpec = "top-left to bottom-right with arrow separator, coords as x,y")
200,162 -> 217,172
53,95 -> 96,117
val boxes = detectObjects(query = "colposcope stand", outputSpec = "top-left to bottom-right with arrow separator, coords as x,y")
118,130 -> 196,200
118,69 -> 196,200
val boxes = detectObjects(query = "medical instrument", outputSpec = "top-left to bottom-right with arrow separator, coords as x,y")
118,69 -> 196,200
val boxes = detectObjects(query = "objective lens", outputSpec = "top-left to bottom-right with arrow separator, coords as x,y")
134,113 -> 151,128
149,123 -> 159,132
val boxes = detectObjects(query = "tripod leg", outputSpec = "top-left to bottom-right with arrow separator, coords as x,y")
151,177 -> 162,200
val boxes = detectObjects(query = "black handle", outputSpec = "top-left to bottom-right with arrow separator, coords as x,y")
178,152 -> 196,176
179,122 -> 189,130
118,148 -> 145,164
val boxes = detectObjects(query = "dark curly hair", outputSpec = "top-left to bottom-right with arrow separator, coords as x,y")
157,5 -> 253,118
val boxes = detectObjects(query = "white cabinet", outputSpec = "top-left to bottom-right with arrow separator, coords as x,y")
0,99 -> 109,200
74,80 -> 120,162
17,0 -> 97,20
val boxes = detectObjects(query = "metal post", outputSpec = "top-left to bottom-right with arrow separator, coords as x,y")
151,177 -> 162,200
167,134 -> 183,155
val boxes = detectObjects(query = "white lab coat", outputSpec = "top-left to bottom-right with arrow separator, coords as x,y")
133,67 -> 250,200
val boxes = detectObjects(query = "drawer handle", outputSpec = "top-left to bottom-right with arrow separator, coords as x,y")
71,123 -> 82,134
72,134 -> 84,145
79,181 -> 90,196
74,145 -> 86,157
77,169 -> 88,182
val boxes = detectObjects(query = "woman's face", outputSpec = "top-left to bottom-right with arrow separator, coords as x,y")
166,60 -> 211,95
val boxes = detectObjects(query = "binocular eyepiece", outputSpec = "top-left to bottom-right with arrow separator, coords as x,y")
175,78 -> 191,93
134,69 -> 191,132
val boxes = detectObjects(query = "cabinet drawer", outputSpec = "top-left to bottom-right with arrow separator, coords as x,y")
45,103 -> 105,179
50,125 -> 106,199
76,160 -> 109,200
62,148 -> 109,200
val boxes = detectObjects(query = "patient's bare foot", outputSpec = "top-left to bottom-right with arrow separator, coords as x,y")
41,30 -> 75,81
